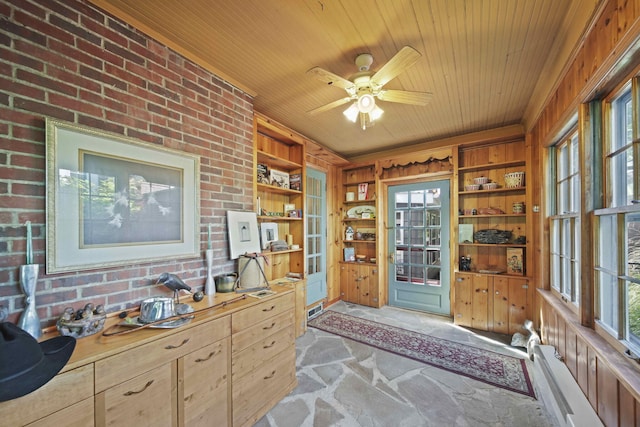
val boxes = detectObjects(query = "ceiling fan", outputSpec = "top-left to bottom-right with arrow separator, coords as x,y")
307,46 -> 432,130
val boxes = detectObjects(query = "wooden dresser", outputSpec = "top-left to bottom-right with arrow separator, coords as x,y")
0,286 -> 297,427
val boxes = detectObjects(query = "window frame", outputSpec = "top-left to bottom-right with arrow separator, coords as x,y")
548,129 -> 581,313
594,76 -> 640,356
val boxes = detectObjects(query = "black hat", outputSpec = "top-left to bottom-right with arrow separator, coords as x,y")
0,322 -> 76,402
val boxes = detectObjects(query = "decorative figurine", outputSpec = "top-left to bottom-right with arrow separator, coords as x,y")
156,273 -> 192,303
460,255 -> 472,271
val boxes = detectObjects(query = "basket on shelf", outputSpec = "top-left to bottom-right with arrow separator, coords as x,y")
56,303 -> 107,338
473,229 -> 512,244
504,172 -> 525,188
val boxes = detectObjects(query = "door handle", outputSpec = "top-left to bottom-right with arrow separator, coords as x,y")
389,253 -> 395,264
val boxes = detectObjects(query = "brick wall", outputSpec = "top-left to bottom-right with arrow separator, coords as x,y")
0,0 -> 255,327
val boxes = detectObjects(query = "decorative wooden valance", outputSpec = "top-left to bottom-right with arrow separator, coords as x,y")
377,152 -> 453,180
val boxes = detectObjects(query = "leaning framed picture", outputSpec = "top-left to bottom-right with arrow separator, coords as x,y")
260,222 -> 279,250
227,210 -> 261,259
45,118 -> 200,273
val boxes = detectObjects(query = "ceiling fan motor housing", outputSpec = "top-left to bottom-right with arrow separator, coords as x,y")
355,53 -> 373,71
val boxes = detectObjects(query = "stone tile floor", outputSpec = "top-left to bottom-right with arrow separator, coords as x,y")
256,301 -> 556,427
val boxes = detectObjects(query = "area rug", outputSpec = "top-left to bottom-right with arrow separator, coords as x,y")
308,310 -> 535,398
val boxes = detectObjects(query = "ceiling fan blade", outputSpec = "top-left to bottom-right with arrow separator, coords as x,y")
377,89 -> 433,105
307,97 -> 353,115
307,67 -> 356,93
370,46 -> 421,88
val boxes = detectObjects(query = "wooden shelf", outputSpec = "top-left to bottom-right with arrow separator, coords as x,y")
342,218 -> 376,222
459,187 -> 525,195
459,214 -> 526,219
343,180 -> 375,186
261,248 -> 304,256
459,243 -> 527,247
343,199 -> 376,204
343,240 -> 377,244
458,160 -> 525,172
257,183 -> 302,195
257,150 -> 302,171
258,215 -> 303,221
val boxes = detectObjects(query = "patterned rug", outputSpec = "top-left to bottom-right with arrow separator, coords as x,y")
308,310 -> 535,398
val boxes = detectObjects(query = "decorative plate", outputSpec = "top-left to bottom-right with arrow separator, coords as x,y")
346,205 -> 376,219
120,304 -> 194,329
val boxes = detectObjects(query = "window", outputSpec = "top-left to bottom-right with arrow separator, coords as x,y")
595,79 -> 640,354
549,131 -> 581,308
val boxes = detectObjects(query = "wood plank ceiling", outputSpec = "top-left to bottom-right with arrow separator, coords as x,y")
89,0 -> 598,158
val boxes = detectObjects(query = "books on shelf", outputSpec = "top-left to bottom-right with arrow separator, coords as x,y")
290,173 -> 301,191
269,169 -> 289,188
257,163 -> 269,184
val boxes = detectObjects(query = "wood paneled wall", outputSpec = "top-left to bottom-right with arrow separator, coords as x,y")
530,3 -> 640,425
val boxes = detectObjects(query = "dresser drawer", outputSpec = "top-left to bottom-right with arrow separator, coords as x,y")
96,361 -> 176,427
96,315 -> 230,392
232,323 -> 294,379
0,363 -> 94,426
232,348 -> 296,427
232,311 -> 293,354
232,292 -> 294,333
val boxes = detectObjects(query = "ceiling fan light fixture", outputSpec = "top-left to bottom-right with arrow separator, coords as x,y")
370,104 -> 384,121
343,103 -> 359,122
357,94 -> 375,113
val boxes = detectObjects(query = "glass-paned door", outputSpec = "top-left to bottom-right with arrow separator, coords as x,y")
306,168 -> 326,305
387,180 -> 450,314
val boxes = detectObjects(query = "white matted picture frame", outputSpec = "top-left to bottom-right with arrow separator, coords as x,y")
260,222 -> 279,250
45,118 -> 200,273
226,210 -> 261,259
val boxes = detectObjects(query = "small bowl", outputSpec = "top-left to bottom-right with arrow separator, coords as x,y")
464,184 -> 481,191
483,182 -> 498,190
473,176 -> 489,185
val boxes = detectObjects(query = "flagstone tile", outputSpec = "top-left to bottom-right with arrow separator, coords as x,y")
333,373 -> 424,427
300,335 -> 352,366
313,363 -> 344,386
258,301 -> 556,427
313,398 -> 345,426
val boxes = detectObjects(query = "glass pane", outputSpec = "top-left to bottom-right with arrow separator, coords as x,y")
558,142 -> 568,180
551,253 -> 560,291
426,189 -> 441,207
410,191 -> 424,208
570,175 -> 580,213
550,220 -> 559,254
410,265 -> 425,283
627,281 -> 640,347
628,213 -> 640,277
408,210 -> 424,227
409,229 -> 425,246
426,209 -> 440,226
395,191 -> 408,208
570,134 -> 579,174
598,215 -> 617,271
558,180 -> 568,214
599,271 -> 619,333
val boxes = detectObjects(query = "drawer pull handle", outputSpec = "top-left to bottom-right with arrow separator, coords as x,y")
165,338 -> 190,349
264,370 -> 276,380
263,340 -> 276,349
263,322 -> 276,330
123,380 -> 153,396
262,305 -> 276,312
195,351 -> 217,363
